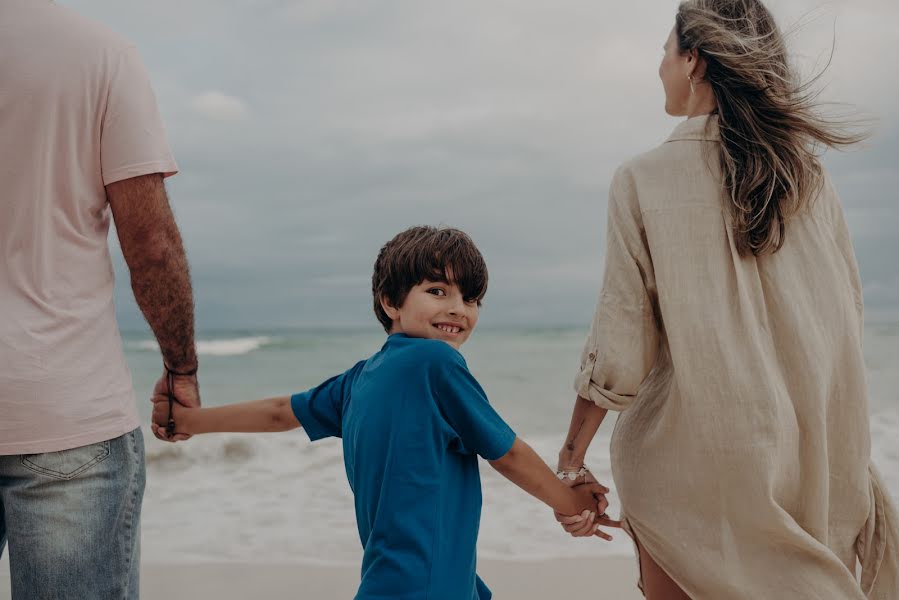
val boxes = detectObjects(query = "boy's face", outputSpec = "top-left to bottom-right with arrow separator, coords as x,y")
381,279 -> 479,349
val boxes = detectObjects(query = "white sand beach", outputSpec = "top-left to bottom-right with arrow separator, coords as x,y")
0,557 -> 641,599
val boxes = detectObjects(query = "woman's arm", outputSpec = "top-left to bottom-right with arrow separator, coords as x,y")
557,395 -> 608,470
553,395 -> 618,538
490,437 -> 606,517
152,395 -> 300,436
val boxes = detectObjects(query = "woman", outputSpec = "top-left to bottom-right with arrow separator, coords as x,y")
554,1 -> 899,598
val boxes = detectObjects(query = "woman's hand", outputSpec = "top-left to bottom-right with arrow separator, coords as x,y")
554,467 -> 620,540
556,499 -> 621,540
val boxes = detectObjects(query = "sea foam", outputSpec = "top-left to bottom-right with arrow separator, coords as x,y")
133,336 -> 273,357
140,430 -> 633,565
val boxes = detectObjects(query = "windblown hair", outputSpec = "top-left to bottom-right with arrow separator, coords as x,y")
676,0 -> 866,256
372,226 -> 488,332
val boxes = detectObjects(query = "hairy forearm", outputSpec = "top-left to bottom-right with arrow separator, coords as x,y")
558,395 -> 607,468
129,229 -> 196,370
490,438 -> 581,515
108,174 -> 197,371
181,396 -> 299,434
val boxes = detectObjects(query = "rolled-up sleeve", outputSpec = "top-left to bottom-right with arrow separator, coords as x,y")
574,165 -> 661,411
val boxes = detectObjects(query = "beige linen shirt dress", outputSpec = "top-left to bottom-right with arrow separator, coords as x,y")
575,115 -> 898,599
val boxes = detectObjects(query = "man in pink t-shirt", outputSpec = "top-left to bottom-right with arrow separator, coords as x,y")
0,1 -> 199,597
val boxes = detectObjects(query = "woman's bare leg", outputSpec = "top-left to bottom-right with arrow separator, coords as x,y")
638,542 -> 691,600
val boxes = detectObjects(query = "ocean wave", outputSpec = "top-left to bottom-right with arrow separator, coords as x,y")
140,430 -> 632,564
128,325 -> 899,565
131,336 -> 274,356
139,425 -> 899,565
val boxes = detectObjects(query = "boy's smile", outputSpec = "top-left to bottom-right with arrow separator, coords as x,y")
382,278 -> 479,349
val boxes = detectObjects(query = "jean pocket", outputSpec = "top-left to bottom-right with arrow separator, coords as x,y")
20,440 -> 112,480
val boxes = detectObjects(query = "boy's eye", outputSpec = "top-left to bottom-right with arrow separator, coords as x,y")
427,288 -> 446,296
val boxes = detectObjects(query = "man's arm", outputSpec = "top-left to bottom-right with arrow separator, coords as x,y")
152,396 -> 300,435
107,173 -> 197,373
108,173 -> 198,441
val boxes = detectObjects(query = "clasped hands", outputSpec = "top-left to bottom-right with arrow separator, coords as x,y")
555,466 -> 621,541
148,369 -> 199,443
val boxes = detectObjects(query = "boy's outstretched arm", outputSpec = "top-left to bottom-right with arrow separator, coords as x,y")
489,437 -> 611,533
151,395 -> 300,436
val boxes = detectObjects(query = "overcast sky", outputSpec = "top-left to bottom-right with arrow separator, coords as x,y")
63,0 -> 899,331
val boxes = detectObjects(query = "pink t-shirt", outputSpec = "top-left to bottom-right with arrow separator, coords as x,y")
0,0 -> 178,454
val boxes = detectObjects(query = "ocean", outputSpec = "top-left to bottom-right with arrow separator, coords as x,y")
122,324 -> 899,566
2,326 -> 896,570
133,327 -> 640,564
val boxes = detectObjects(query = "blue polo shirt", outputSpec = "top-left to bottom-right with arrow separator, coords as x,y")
291,334 -> 517,600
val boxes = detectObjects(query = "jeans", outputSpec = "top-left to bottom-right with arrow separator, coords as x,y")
0,428 -> 146,600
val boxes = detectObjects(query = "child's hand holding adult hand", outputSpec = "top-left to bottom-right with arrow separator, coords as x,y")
558,483 -> 620,540
148,370 -> 199,442
151,393 -> 187,439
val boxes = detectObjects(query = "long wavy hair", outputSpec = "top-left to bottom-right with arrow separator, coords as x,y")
676,0 -> 866,256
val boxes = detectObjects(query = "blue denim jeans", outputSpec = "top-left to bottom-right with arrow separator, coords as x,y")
0,428 -> 146,600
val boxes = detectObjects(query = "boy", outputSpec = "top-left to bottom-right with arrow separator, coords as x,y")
152,226 -> 609,599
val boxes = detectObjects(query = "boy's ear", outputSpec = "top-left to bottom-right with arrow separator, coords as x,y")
379,295 -> 400,321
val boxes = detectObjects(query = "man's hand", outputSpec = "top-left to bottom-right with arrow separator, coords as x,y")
151,390 -> 186,438
149,371 -> 199,442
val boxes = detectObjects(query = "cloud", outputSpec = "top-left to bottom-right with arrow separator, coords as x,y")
189,91 -> 248,121
61,0 -> 899,329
